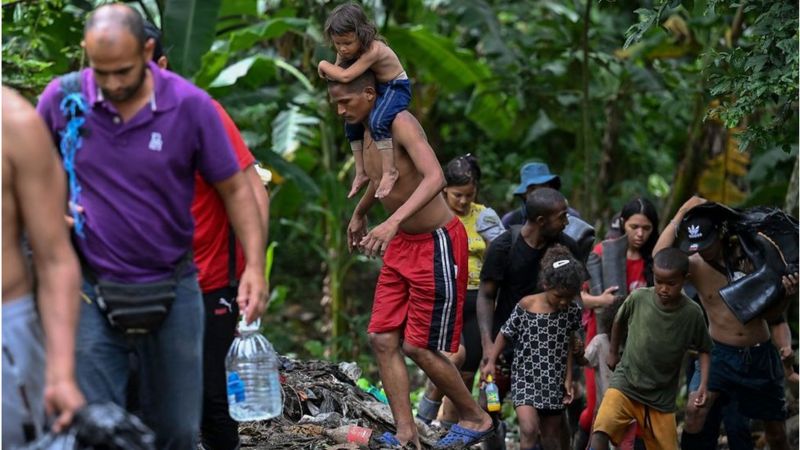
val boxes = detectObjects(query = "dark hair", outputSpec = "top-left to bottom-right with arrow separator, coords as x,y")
654,247 -> 690,275
525,187 -> 566,222
142,21 -> 164,61
85,4 -> 147,48
620,197 -> 660,285
324,3 -> 382,59
444,154 -> 481,188
538,245 -> 585,295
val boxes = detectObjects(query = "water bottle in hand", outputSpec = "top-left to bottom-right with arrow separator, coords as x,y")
225,317 -> 282,421
484,374 -> 501,412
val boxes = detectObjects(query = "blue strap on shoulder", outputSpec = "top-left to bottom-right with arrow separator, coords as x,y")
58,72 -> 88,238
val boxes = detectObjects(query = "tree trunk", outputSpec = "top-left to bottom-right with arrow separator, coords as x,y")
661,94 -> 707,227
596,92 -> 624,232
580,0 -> 594,217
785,156 -> 799,217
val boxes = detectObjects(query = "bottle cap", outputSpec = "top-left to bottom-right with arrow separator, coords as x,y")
238,316 -> 261,334
486,374 -> 494,383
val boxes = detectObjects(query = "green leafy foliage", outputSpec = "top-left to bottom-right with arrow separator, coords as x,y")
706,1 -> 798,152
1,0 -> 85,98
161,0 -> 223,77
4,0 -> 797,362
625,1 -> 798,153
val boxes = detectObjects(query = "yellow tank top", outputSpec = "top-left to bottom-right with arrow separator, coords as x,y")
460,203 -> 488,290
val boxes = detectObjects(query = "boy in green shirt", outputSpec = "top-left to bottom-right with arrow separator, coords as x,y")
590,248 -> 713,450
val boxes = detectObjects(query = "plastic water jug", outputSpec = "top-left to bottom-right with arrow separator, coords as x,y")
225,317 -> 282,421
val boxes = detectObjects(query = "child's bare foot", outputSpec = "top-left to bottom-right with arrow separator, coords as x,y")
374,168 -> 399,199
348,172 -> 370,198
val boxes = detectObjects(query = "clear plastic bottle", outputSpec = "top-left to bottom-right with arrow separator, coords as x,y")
225,317 -> 282,421
484,374 -> 501,412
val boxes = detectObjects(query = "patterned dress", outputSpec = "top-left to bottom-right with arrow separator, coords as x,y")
500,303 -> 582,409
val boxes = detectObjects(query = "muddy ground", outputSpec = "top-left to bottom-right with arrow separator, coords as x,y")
239,359 -> 799,449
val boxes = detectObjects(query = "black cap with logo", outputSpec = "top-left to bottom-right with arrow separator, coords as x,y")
677,214 -> 720,253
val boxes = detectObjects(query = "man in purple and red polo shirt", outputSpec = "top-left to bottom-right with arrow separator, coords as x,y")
36,5 -> 267,449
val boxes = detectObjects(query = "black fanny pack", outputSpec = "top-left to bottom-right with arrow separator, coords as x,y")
88,254 -> 192,334
95,279 -> 177,334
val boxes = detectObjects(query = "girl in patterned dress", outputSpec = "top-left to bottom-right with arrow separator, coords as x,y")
481,245 -> 584,450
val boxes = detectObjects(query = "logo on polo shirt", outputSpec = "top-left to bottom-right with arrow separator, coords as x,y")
687,224 -> 702,239
148,132 -> 163,151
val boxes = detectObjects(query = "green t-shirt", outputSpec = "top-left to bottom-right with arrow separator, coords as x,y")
609,287 -> 712,412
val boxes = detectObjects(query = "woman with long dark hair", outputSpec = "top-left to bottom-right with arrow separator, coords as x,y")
576,197 -> 660,450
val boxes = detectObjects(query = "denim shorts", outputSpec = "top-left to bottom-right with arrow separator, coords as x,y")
690,340 -> 786,421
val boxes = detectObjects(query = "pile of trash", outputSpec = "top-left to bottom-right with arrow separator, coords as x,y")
239,358 -> 444,449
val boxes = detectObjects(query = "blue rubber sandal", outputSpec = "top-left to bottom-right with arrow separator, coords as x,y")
433,423 -> 495,449
378,432 -> 403,447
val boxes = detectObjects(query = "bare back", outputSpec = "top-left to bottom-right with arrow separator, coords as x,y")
368,41 -> 405,83
361,111 -> 452,234
688,253 -> 771,346
2,87 -> 74,301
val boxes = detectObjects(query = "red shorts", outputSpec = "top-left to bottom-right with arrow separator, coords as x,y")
368,216 -> 467,353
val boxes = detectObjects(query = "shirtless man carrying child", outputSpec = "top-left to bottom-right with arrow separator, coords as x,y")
328,67 -> 493,449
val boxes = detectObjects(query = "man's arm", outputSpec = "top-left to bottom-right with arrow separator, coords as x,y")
479,332 -> 507,382
580,287 -> 619,309
359,114 -> 446,256
211,101 -> 270,242
348,181 -> 378,253
477,279 -> 499,362
694,351 -> 711,407
771,319 -> 799,382
244,165 -> 269,241
6,89 -> 85,430
318,43 -> 382,83
214,173 -> 267,323
564,334 -> 575,404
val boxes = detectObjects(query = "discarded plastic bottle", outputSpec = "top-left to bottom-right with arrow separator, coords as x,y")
225,317 -> 282,421
356,378 -> 389,403
325,425 -> 374,445
484,375 -> 501,412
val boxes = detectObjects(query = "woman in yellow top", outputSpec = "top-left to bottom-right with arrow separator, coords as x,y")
416,154 -> 504,426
